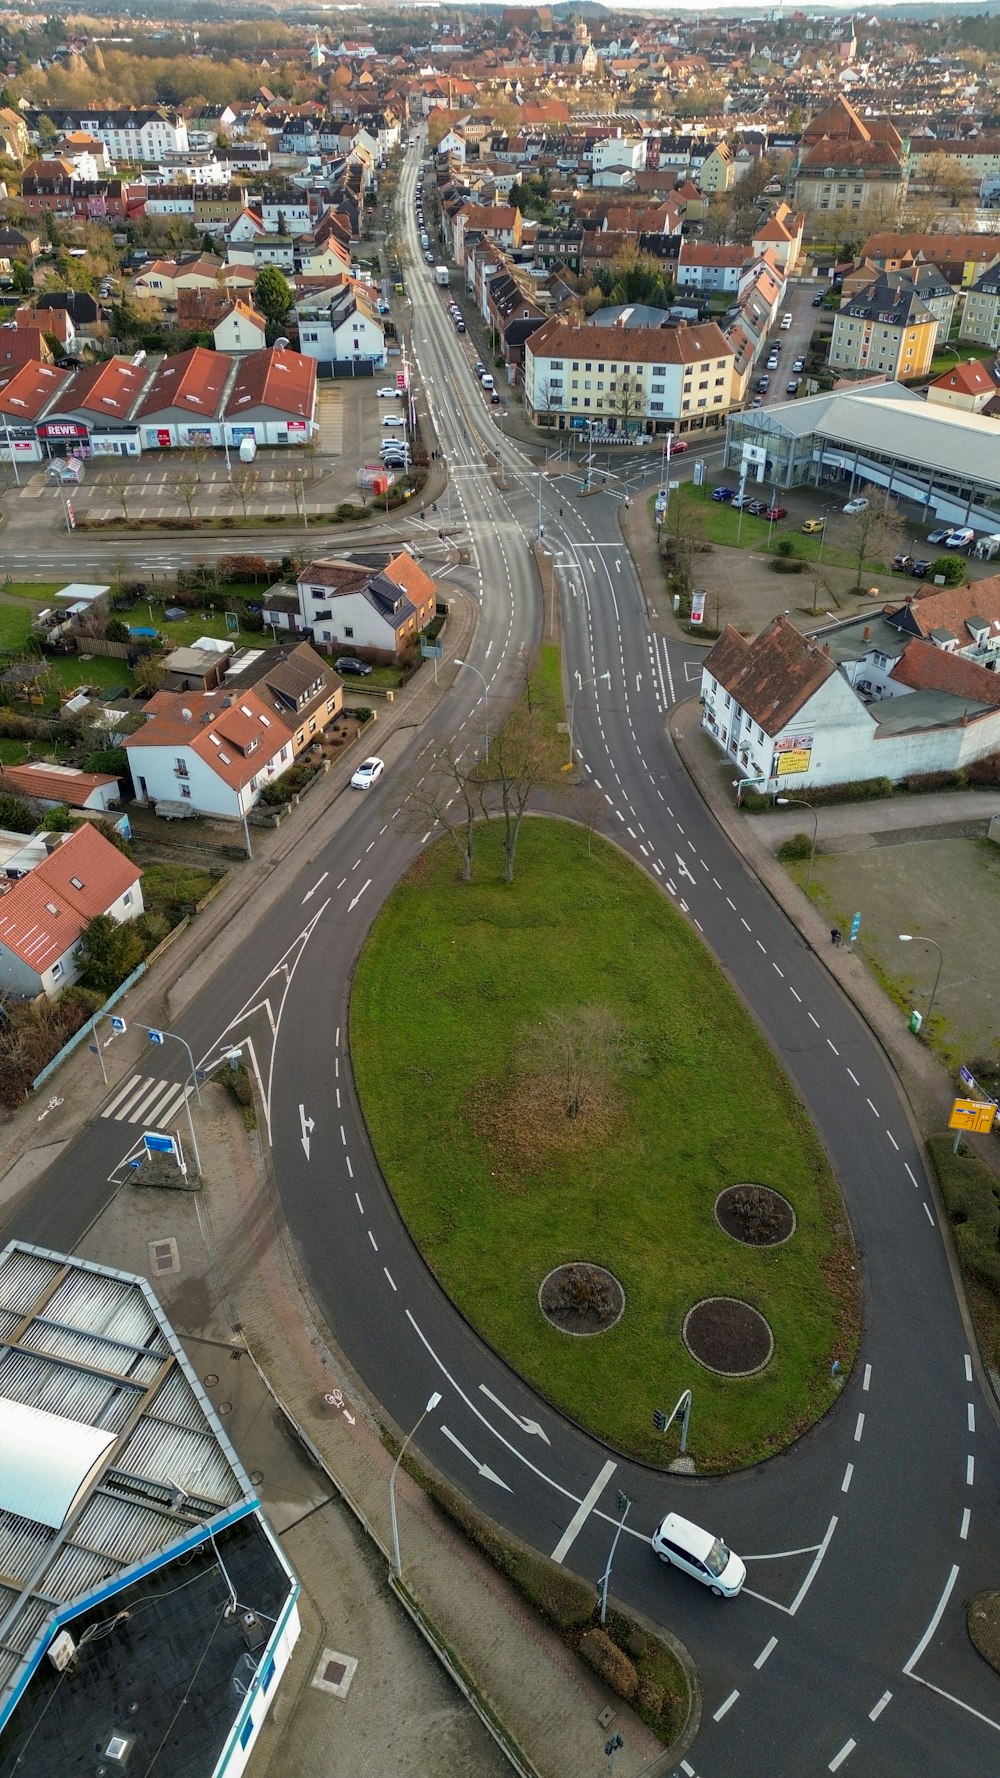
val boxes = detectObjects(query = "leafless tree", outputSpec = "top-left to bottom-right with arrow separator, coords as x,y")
225,465 -> 261,520
514,642 -> 540,712
186,439 -> 211,482
478,701 -> 553,883
105,471 -> 134,523
522,1005 -> 631,1120
842,488 -> 903,591
575,783 -> 606,856
400,745 -> 482,882
173,467 -> 201,521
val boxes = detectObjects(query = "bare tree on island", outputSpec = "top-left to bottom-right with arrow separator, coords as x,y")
401,746 -> 481,883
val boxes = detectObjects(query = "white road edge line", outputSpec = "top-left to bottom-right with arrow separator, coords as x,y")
903,1564 -> 959,1674
789,1515 -> 838,1616
551,1460 -> 617,1564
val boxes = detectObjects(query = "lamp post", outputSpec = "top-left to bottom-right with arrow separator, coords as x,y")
389,1390 -> 442,1578
453,658 -> 489,761
898,933 -> 944,1032
599,1491 -> 632,1626
776,794 -> 819,895
568,670 -> 611,766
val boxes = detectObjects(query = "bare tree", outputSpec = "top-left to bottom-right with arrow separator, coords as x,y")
842,489 -> 903,591
105,471 -> 134,524
514,642 -> 539,712
186,438 -> 211,482
225,465 -> 261,520
523,1005 -> 631,1120
575,783 -> 606,856
173,467 -> 201,521
400,745 -> 482,882
478,701 -> 553,883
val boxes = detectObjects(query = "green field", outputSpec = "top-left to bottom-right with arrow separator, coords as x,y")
351,820 -> 858,1470
658,487 -> 917,577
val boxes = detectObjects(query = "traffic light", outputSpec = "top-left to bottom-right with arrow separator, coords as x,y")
652,1409 -> 667,1431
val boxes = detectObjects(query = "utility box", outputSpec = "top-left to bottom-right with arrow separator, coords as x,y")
909,1010 -> 923,1035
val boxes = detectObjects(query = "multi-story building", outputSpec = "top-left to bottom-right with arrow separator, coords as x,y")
959,261 -> 1000,350
793,96 -> 907,218
523,318 -> 735,435
827,270 -> 938,383
35,107 -> 189,163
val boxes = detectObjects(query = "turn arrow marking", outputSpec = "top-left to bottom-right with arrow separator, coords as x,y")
675,852 -> 696,886
302,871 -> 328,902
299,1104 -> 315,1160
349,878 -> 372,913
441,1425 -> 512,1490
479,1384 -> 551,1445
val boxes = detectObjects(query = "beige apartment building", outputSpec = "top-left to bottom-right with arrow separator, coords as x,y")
523,318 -> 736,435
828,272 -> 938,382
958,261 -> 1000,349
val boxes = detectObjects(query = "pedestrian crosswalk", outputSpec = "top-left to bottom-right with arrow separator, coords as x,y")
101,1073 -> 194,1128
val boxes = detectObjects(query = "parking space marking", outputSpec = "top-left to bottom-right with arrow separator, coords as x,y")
869,1691 -> 892,1722
754,1636 -> 778,1669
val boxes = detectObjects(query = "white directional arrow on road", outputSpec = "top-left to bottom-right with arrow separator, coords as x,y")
349,878 -> 372,913
441,1425 -> 512,1490
675,852 -> 696,886
299,1104 -> 315,1160
302,871 -> 328,903
479,1384 -> 551,1445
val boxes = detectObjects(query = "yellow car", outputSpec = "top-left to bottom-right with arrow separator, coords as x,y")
801,517 -> 825,534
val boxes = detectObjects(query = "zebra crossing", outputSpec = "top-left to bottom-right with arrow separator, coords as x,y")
101,1073 -> 194,1128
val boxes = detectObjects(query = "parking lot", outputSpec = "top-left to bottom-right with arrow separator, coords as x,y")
751,278 -> 828,412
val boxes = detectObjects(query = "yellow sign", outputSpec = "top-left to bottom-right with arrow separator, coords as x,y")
776,749 -> 811,776
948,1098 -> 997,1134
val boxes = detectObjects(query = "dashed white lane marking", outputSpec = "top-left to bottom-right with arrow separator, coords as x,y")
354,1192 -> 364,1214
713,877 -> 721,890
905,1163 -> 920,1188
842,1463 -> 854,1493
680,1763 -> 696,1777
863,1364 -> 872,1391
961,1508 -> 971,1540
652,861 -> 663,876
854,1412 -> 865,1442
726,896 -> 736,909
869,1691 -> 892,1723
368,1230 -> 378,1252
741,917 -> 751,932
827,1039 -> 839,1055
968,1402 -> 976,1433
384,1267 -> 397,1292
755,1636 -> 778,1669
713,1689 -> 739,1722
967,1455 -> 975,1485
886,1130 -> 899,1150
773,963 -> 784,978
756,939 -> 766,954
345,1156 -> 354,1178
964,1353 -> 973,1383
340,1123 -> 348,1145
847,1068 -> 860,1085
808,1012 -> 820,1028
789,986 -> 801,1002
829,1739 -> 856,1772
866,1099 -> 880,1118
924,1202 -> 934,1225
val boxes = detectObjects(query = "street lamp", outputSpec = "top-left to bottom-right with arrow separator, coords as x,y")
898,933 -> 944,1032
568,670 -> 611,765
599,1490 -> 632,1626
453,658 -> 489,760
776,794 -> 819,895
389,1390 -> 442,1578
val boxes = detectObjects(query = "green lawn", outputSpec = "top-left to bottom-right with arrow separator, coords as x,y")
351,820 -> 858,1471
659,487 -> 915,577
140,860 -> 222,918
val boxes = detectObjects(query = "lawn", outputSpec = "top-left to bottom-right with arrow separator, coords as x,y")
139,860 -> 223,919
659,487 -> 915,577
351,820 -> 858,1471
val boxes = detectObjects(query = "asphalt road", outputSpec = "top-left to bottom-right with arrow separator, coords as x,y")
4,138 -> 1000,1778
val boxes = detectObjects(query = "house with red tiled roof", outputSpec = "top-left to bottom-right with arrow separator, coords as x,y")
124,685 -> 296,818
676,240 -> 747,294
0,359 -> 73,463
925,358 -> 1000,417
0,823 -> 143,999
41,356 -> 151,459
213,299 -> 267,355
0,763 -> 120,812
14,305 -> 75,349
134,347 -> 232,449
271,550 -> 436,655
751,203 -> 805,274
0,328 -> 52,372
223,347 -> 317,445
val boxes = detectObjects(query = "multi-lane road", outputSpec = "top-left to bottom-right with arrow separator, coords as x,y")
4,138 -> 1000,1777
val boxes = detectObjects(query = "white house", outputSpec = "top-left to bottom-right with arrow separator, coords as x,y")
75,107 -> 188,163
266,552 -> 437,655
700,611 -> 1000,792
260,195 -> 313,234
0,823 -> 143,999
213,299 -> 267,354
295,291 -> 385,368
124,686 -> 295,817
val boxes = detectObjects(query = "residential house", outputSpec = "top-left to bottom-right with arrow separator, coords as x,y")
925,359 -> 1000,417
0,823 -> 143,999
860,233 -> 1000,290
676,241 -> 747,295
959,261 -> 1000,350
793,97 -> 906,218
223,641 -> 343,755
699,609 -> 1000,794
751,203 -> 805,273
213,300 -> 267,355
698,142 -> 734,194
452,203 -> 522,264
124,686 -> 296,818
44,107 -> 188,163
295,289 -> 386,370
0,763 -> 120,811
267,551 -> 436,655
523,317 -> 735,435
827,270 -> 939,383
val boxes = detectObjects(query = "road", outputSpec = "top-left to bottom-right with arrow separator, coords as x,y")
4,138 -> 1000,1778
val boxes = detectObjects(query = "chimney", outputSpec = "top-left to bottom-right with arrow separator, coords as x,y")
863,625 -> 872,641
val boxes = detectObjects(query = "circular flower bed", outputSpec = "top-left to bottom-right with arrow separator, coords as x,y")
683,1297 -> 774,1376
715,1184 -> 796,1248
539,1262 -> 625,1337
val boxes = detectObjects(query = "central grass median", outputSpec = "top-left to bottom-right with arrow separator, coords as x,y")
351,820 -> 859,1470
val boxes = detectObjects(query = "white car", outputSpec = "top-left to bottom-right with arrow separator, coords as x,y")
842,497 -> 869,514
945,527 -> 974,549
351,756 -> 385,790
377,386 -> 400,398
652,1512 -> 745,1598
381,414 -> 406,427
780,312 -> 793,329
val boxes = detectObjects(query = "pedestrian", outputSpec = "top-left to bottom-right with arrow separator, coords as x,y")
831,927 -> 842,947
559,506 -> 563,517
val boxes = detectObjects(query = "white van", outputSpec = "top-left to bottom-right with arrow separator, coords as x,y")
651,1512 -> 745,1597
481,374 -> 495,392
238,436 -> 258,462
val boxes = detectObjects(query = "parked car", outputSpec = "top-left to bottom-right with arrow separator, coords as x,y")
490,391 -> 501,404
745,499 -> 768,516
455,319 -> 466,331
911,559 -> 932,578
712,486 -> 736,502
893,553 -> 913,571
812,291 -> 824,306
780,312 -> 793,329
756,376 -> 770,393
666,437 -> 688,454
801,517 -> 825,534
786,379 -> 800,394
842,497 -> 869,514
766,356 -> 779,371
377,386 -> 399,398
731,493 -> 754,509
926,526 -> 954,545
765,505 -> 788,521
381,414 -> 405,427
474,361 -> 486,377
946,527 -> 974,549
793,356 -> 806,373
652,1512 -> 745,1599
335,656 -> 373,677
351,756 -> 385,790
750,396 -> 763,408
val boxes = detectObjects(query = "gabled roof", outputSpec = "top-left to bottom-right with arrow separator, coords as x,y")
0,358 -> 72,421
48,356 -> 149,422
125,687 -> 288,793
223,347 -> 315,420
0,763 -> 118,806
927,358 -> 998,398
885,577 -> 1000,645
0,824 -> 141,974
136,346 -> 231,420
703,615 -> 836,735
889,638 -> 1000,707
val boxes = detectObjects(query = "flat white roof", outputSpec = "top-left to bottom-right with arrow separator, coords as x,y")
55,583 -> 110,603
0,1397 -> 115,1530
737,381 -> 1000,491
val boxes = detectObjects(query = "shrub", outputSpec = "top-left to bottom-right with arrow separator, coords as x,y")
776,537 -> 795,557
579,1629 -> 638,1701
85,748 -> 129,777
353,706 -> 374,723
778,831 -> 814,862
929,1134 -> 1000,1291
0,793 -> 36,833
929,555 -> 967,587
967,752 -> 1000,786
135,910 -> 170,948
730,1185 -> 783,1241
38,805 -> 75,832
904,770 -> 966,794
259,779 -> 293,806
770,558 -> 805,574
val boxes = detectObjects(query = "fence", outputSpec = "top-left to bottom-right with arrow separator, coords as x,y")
31,961 -> 147,1092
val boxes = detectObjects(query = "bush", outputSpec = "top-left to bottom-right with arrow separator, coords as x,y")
967,752 -> 1000,786
778,830 -> 814,862
85,748 -> 128,777
38,804 -> 75,832
929,1134 -> 1000,1291
770,558 -> 805,574
579,1629 -> 638,1701
0,793 -> 36,834
904,770 -> 966,794
929,555 -> 967,586
776,537 -> 795,557
353,706 -> 374,723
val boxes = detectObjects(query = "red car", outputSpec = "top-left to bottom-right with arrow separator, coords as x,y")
765,505 -> 788,521
665,437 -> 688,454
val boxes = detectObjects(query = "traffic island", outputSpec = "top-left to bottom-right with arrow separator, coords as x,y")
968,1593 -> 1000,1673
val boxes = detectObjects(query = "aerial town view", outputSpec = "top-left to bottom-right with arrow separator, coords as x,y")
0,1 -> 999,1774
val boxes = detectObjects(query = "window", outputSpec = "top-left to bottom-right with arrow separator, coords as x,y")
698,380 -> 708,390
181,783 -> 191,798
123,889 -> 133,907
51,959 -> 64,980
174,757 -> 189,777
239,1717 -> 254,1752
682,399 -> 690,412
344,625 -> 354,638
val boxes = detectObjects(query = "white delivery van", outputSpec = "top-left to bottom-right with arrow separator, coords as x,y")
481,374 -> 495,392
239,437 -> 258,463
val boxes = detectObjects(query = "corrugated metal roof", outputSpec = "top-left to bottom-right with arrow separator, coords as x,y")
0,1242 -> 254,1731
